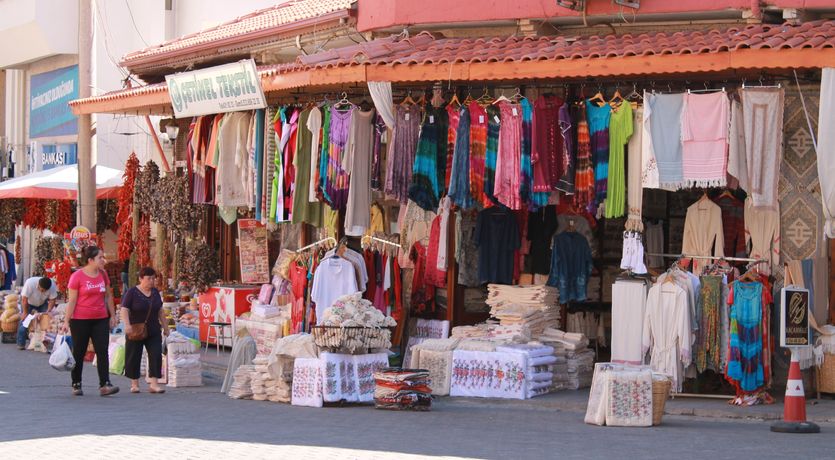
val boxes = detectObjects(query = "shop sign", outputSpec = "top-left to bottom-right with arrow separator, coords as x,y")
29,65 -> 79,138
165,59 -> 266,118
780,286 -> 811,348
40,143 -> 78,170
68,226 -> 92,241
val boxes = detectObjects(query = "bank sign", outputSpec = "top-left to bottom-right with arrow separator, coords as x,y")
165,59 -> 266,118
30,65 -> 79,138
41,143 -> 78,170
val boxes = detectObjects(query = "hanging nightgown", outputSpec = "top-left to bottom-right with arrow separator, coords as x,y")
642,281 -> 692,392
604,102 -> 633,219
327,106 -> 354,211
409,107 -> 444,211
494,101 -> 523,210
385,105 -> 421,203
531,95 -> 563,192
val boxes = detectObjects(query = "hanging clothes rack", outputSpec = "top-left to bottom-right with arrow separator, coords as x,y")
644,253 -> 766,264
295,237 -> 336,254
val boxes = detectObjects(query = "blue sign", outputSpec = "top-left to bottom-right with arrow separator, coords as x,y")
29,65 -> 79,138
40,143 -> 77,170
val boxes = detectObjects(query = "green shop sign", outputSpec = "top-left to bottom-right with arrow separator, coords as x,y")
165,59 -> 266,118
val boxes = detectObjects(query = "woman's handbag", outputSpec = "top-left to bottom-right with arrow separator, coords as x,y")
126,293 -> 154,341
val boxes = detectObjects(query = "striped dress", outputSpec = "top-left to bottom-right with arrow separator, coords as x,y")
468,101 -> 488,206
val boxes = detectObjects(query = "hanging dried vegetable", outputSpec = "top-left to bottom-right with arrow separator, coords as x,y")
45,201 -> 74,235
135,214 -> 152,268
22,199 -> 47,230
135,160 -> 160,216
0,199 -> 25,238
152,174 -> 196,237
97,199 -> 118,235
44,201 -> 58,232
180,240 -> 220,293
34,236 -> 62,276
14,236 -> 21,264
117,153 -> 140,261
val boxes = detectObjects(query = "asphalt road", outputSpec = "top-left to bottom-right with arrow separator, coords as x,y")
1,344 -> 831,459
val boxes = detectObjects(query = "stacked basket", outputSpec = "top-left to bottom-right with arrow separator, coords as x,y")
1,294 -> 20,333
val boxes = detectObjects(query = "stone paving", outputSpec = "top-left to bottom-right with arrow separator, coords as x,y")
1,344 -> 833,459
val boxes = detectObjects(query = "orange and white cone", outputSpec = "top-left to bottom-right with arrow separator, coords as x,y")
771,349 -> 820,433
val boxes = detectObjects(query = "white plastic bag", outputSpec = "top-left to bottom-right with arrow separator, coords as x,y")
49,336 -> 75,372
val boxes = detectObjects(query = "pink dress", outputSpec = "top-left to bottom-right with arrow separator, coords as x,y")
494,101 -> 523,210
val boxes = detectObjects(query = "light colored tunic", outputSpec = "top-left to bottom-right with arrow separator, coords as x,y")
682,198 -> 725,275
642,281 -> 692,392
344,109 -> 376,236
744,196 -> 780,275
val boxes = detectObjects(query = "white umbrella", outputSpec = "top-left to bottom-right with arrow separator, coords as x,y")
0,164 -> 123,200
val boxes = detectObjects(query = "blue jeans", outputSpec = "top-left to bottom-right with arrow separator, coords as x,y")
16,302 -> 48,347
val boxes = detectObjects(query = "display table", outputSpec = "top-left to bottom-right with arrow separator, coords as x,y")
198,284 -> 259,346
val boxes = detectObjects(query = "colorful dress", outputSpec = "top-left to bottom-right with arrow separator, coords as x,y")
327,106 -> 353,211
494,101 -> 523,210
448,106 -> 474,209
573,104 -> 595,210
445,104 -> 460,191
408,107 -> 443,211
484,104 -> 501,207
532,95 -> 563,192
385,105 -> 421,203
726,281 -> 765,393
604,102 -> 633,218
469,102 -> 488,206
586,100 -> 612,208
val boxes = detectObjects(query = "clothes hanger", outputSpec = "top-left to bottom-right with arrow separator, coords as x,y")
333,92 -> 354,111
447,92 -> 461,108
476,86 -> 494,105
492,89 -> 511,105
400,90 -> 416,107
588,90 -> 606,107
510,86 -> 524,102
463,86 -> 475,105
609,88 -> 625,109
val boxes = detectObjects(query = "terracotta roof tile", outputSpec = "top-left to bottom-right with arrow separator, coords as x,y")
122,0 -> 355,66
74,20 -> 835,110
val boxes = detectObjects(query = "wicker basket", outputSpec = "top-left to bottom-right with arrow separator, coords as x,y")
818,354 -> 835,394
1,319 -> 19,333
311,326 -> 392,351
652,378 -> 671,425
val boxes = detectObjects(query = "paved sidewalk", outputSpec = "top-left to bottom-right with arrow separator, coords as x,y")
199,348 -> 835,423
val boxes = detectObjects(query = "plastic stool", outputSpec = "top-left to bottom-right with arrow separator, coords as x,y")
205,322 -> 232,355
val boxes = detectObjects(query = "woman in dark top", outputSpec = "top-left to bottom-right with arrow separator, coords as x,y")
120,267 -> 169,394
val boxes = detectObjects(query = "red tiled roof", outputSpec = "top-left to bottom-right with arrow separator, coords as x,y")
285,20 -> 835,70
121,0 -> 355,67
72,21 -> 835,114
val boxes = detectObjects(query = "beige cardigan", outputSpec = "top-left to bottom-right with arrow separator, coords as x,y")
682,198 -> 725,275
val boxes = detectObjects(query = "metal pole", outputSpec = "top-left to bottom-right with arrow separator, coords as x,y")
77,0 -> 97,230
644,252 -> 766,263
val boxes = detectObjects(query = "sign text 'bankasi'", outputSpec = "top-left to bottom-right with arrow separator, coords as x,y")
165,59 -> 266,118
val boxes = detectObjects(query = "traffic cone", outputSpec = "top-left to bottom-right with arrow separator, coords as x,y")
770,349 -> 820,433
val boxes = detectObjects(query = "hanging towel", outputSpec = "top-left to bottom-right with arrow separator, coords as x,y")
742,87 -> 784,210
727,99 -> 749,191
681,92 -> 730,188
626,106 -> 644,231
640,91 -> 660,189
648,93 -> 685,190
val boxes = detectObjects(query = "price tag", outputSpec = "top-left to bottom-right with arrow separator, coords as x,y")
494,115 -> 500,124
512,107 -> 518,116
429,115 -> 434,124
479,115 -> 485,124
405,113 -> 410,121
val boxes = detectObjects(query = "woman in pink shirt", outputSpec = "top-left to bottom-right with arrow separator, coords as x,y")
61,246 -> 119,397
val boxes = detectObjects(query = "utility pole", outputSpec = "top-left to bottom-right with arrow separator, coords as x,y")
77,0 -> 97,230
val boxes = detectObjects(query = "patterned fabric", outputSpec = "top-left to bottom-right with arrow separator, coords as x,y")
455,210 -> 480,287
532,95 -> 563,192
557,102 -> 576,195
574,104 -> 594,210
696,275 -> 722,373
494,101 -> 523,210
291,357 -> 323,407
371,113 -> 386,191
469,102 -> 488,206
522,99 -> 547,208
317,107 -> 333,205
484,105 -> 501,206
325,107 -> 353,211
714,195 -> 746,259
419,349 -> 453,395
726,281 -> 765,393
450,350 -> 527,399
605,369 -> 653,427
319,352 -> 388,403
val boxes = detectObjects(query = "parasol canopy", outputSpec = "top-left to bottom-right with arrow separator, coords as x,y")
0,164 -> 123,200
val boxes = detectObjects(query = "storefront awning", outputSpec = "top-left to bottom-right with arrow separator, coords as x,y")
0,165 -> 123,200
70,20 -> 835,116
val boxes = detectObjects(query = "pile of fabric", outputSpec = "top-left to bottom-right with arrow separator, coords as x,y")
373,368 -> 432,411
403,319 -> 450,370
496,344 -> 557,399
407,338 -> 459,395
166,332 -> 202,387
585,363 -> 657,427
320,352 -> 390,403
537,328 -> 595,390
228,364 -> 255,399
319,292 -> 397,328
451,322 -> 532,343
250,355 -> 288,402
486,284 -> 561,336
